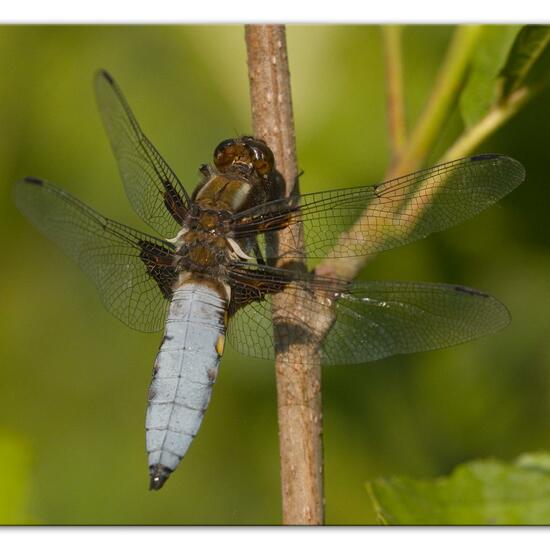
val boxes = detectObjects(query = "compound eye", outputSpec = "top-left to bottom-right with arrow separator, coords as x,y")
252,144 -> 274,176
213,139 -> 237,169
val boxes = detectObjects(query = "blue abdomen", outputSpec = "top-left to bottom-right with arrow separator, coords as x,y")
146,281 -> 227,489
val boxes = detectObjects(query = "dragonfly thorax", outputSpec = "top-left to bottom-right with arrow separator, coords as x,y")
176,229 -> 231,275
185,205 -> 231,232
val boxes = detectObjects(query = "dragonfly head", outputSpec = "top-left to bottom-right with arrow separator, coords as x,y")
213,136 -> 275,179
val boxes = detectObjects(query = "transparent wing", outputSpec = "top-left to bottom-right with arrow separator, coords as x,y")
230,155 -> 525,260
226,264 -> 510,365
95,69 -> 190,238
14,177 -> 177,332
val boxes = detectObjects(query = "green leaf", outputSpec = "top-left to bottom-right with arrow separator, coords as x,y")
499,25 -> 550,99
459,25 -> 521,128
0,432 -> 33,524
368,453 -> 550,525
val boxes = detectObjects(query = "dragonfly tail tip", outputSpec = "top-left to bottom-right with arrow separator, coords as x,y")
149,464 -> 172,491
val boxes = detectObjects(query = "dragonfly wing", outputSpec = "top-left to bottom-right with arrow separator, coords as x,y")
14,177 -> 177,332
226,264 -> 510,365
95,70 -> 190,238
318,280 -> 510,364
230,155 -> 525,260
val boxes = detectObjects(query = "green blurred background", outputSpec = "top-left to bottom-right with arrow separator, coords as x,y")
1,25 -> 549,525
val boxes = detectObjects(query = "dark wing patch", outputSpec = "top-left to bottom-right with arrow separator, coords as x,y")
138,240 -> 177,300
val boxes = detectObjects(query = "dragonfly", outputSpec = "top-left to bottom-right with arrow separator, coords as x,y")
14,70 -> 525,491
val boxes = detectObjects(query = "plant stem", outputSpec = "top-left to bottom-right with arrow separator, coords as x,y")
440,84 -> 533,161
316,26 -> 484,282
388,25 -> 482,179
245,24 -> 325,526
382,25 -> 407,165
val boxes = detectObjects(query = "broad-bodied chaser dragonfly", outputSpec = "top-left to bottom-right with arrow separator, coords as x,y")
14,70 -> 525,490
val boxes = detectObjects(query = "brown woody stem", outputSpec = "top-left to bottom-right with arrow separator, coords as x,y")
245,24 -> 324,525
